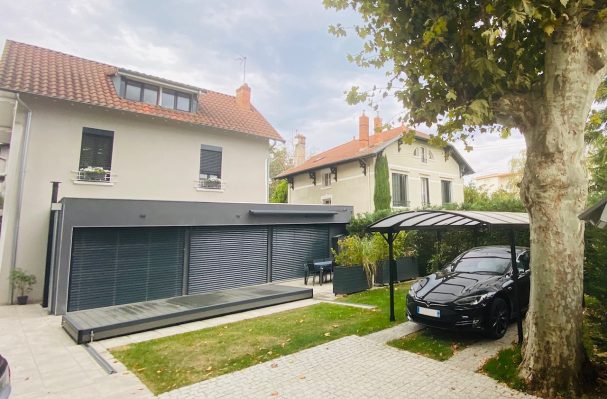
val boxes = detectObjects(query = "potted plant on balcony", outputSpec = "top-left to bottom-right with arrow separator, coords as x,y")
9,268 -> 36,305
200,176 -> 222,189
332,235 -> 379,295
373,232 -> 418,285
80,166 -> 107,181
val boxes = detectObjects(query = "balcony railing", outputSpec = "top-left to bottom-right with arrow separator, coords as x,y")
74,169 -> 112,183
198,177 -> 224,190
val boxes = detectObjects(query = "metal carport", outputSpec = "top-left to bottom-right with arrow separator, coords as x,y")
368,210 -> 529,344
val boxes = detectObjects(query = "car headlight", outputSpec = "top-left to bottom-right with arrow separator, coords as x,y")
454,292 -> 495,306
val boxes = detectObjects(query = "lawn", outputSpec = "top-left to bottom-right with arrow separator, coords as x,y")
111,281 -> 413,394
337,281 -> 411,317
387,329 -> 478,361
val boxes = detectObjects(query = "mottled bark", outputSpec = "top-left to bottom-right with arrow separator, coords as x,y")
517,20 -> 606,397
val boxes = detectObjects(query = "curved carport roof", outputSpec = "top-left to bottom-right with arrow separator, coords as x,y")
367,210 -> 529,344
368,210 -> 529,232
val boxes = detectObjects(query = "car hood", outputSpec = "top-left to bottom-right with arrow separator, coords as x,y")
411,269 -> 505,304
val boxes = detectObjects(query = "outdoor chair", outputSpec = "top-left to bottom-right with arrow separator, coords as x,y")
304,261 -> 322,286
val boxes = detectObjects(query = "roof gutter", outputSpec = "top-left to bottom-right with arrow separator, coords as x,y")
9,94 -> 32,303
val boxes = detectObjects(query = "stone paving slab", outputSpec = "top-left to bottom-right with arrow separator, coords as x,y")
364,320 -> 424,343
159,335 -> 538,399
0,304 -> 152,399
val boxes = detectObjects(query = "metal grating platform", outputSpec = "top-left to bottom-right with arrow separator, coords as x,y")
62,284 -> 312,344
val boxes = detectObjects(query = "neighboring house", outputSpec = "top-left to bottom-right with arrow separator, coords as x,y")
277,114 -> 474,214
472,171 -> 518,194
0,40 -> 284,306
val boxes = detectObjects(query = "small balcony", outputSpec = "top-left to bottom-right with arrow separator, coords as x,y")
198,177 -> 224,190
74,168 -> 112,183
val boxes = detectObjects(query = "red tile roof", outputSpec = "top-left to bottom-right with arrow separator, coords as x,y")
277,126 -> 474,178
0,40 -> 283,141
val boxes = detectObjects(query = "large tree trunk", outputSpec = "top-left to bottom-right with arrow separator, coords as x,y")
518,21 -> 604,397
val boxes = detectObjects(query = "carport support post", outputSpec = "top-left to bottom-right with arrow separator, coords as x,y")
388,231 -> 396,322
509,229 -> 524,345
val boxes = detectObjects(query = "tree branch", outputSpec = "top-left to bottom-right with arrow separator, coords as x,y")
585,21 -> 607,74
493,93 -> 539,133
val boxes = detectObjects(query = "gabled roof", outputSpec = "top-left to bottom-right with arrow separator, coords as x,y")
277,126 -> 474,178
0,40 -> 282,141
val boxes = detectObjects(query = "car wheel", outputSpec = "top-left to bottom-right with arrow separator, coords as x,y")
486,297 -> 509,339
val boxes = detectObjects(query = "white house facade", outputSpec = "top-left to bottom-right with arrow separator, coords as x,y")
0,40 -> 283,305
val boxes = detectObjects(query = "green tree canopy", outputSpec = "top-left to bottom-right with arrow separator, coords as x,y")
268,144 -> 293,202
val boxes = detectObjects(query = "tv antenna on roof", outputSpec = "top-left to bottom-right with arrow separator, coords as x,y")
236,56 -> 247,83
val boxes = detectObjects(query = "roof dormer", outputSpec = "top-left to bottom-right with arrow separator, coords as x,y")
112,71 -> 199,112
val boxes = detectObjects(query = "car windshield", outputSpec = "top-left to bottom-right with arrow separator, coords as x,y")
448,256 -> 510,274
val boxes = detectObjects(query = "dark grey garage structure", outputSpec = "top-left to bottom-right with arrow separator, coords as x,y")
47,198 -> 352,319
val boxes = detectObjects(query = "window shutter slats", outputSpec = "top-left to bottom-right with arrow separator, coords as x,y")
200,147 -> 222,178
79,128 -> 114,170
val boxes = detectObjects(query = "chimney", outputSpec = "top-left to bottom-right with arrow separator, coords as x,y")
235,83 -> 251,110
294,134 -> 306,166
374,115 -> 382,134
359,112 -> 369,147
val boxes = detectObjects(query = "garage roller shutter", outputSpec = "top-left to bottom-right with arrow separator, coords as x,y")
271,225 -> 329,281
188,227 -> 268,294
68,227 -> 185,312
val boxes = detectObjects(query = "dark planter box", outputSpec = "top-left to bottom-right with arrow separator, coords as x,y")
333,265 -> 372,295
16,295 -> 28,305
375,257 -> 418,285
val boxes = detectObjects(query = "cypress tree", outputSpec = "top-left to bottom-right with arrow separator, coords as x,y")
373,153 -> 391,211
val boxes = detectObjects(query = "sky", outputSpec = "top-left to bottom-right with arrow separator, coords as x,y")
0,0 -> 526,178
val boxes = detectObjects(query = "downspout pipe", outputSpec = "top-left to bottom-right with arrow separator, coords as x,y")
9,94 -> 32,303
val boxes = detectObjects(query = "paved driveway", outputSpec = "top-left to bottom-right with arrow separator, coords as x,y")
0,304 -> 151,399
159,335 -> 536,399
2,299 -> 536,399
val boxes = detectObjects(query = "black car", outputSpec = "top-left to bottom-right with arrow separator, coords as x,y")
406,246 -> 530,339
0,354 -> 10,399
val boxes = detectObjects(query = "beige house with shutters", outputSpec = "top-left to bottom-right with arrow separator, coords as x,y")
277,114 -> 474,215
0,41 -> 282,305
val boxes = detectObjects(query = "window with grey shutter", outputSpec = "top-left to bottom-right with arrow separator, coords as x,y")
79,128 -> 114,170
199,145 -> 223,189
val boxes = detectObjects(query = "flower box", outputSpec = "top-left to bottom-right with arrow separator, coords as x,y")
333,265 -> 372,295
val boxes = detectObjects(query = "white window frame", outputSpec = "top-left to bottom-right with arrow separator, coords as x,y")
322,170 -> 332,187
421,176 -> 430,206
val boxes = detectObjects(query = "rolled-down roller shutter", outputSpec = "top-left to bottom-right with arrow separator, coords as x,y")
187,226 -> 268,294
271,225 -> 329,281
68,227 -> 185,312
